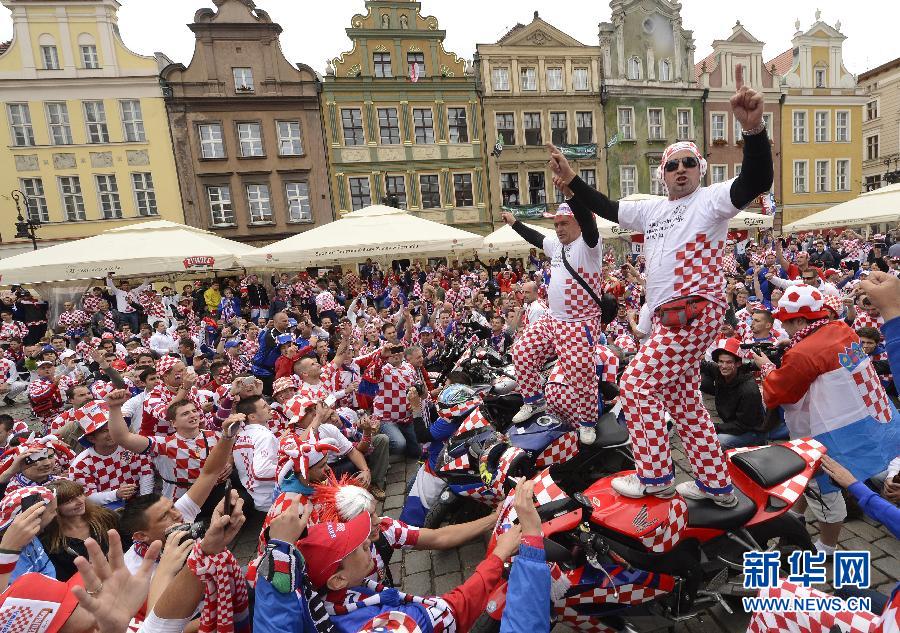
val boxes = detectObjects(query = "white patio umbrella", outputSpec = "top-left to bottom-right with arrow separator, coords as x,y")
0,220 -> 259,284
478,218 -> 630,254
618,193 -> 773,230
239,205 -> 483,268
783,183 -> 900,232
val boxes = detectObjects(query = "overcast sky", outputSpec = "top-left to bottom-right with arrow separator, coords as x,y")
1,0 -> 896,77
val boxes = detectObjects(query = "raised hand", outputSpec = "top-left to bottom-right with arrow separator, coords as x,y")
500,211 -> 516,226
547,144 -> 576,185
730,64 -> 764,131
105,388 -> 130,409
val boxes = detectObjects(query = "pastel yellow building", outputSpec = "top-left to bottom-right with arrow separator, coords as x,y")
0,0 -> 183,256
767,13 -> 866,227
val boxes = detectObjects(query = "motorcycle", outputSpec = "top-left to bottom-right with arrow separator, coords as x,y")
473,438 -> 823,633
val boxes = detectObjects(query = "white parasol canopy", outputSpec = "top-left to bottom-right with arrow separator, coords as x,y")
618,193 -> 773,230
0,220 -> 259,284
239,205 -> 484,268
479,218 -> 628,254
783,183 -> 900,232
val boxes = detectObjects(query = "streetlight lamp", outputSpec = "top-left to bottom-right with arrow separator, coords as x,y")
11,189 -> 39,250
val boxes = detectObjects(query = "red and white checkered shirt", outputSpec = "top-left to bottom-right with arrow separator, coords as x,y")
227,353 -> 249,376
28,378 -> 63,425
0,358 -> 16,385
294,361 -> 338,402
82,294 -> 103,314
95,310 -> 117,333
0,321 -> 28,342
56,309 -> 89,333
69,445 -> 153,504
315,290 -> 337,313
373,360 -> 417,423
146,430 -> 220,500
141,383 -> 207,437
853,312 -> 885,331
49,408 -> 79,436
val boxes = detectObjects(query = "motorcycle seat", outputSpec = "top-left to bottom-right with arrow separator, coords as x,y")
686,488 -> 757,530
594,413 -> 629,448
730,445 -> 807,489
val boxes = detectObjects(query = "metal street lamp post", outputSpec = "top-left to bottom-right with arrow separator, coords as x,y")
11,189 -> 40,250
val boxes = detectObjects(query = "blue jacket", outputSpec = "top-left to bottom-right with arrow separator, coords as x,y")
500,544 -> 550,633
252,327 -> 287,376
10,536 -> 55,582
252,541 -> 318,633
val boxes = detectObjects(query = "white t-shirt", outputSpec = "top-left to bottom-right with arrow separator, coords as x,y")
542,233 -> 603,322
523,300 -> 548,328
618,180 -> 741,312
232,423 -> 278,511
316,423 -> 353,463
124,493 -> 201,574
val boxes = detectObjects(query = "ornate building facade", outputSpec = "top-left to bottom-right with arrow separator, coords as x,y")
858,56 -> 900,191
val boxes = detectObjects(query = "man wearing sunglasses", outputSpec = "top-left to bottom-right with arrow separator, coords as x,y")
548,65 -> 773,507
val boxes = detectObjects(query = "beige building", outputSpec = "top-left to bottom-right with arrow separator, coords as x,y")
476,12 -> 605,222
858,56 -> 900,191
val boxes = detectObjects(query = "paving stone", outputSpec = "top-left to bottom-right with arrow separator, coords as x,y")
389,563 -> 402,582
875,537 -> 900,559
878,583 -> 898,595
868,566 -> 889,588
873,555 -> 900,579
433,572 -> 463,595
840,536 -> 884,558
401,571 -> 432,596
432,549 -> 461,576
383,494 -> 404,511
389,453 -> 405,464
385,481 -> 406,497
385,468 -> 406,484
384,506 -> 402,519
845,520 -> 890,542
459,542 -> 487,567
404,549 -> 432,575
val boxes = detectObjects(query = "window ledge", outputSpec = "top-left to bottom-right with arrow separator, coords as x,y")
237,155 -> 267,160
287,219 -> 314,225
248,221 -> 276,227
208,223 -> 238,230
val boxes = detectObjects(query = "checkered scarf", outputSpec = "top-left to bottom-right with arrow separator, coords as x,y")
788,318 -> 830,348
186,542 -> 249,633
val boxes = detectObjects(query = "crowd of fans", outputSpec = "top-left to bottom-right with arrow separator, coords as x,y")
0,218 -> 896,632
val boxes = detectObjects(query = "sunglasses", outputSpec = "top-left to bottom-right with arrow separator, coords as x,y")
664,156 -> 699,172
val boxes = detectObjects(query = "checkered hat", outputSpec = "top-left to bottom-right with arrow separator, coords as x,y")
773,284 -> 829,322
359,611 -> 424,633
613,334 -> 637,353
656,141 -> 708,181
279,433 -> 339,482
821,294 -> 844,318
284,395 -> 317,423
272,377 -> 296,397
156,355 -> 180,376
0,486 -> 54,530
74,400 -> 110,436
555,203 -> 574,218
0,571 -> 80,633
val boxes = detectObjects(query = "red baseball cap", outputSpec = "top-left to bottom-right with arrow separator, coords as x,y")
297,512 -> 371,588
0,572 -> 80,632
111,359 -> 128,372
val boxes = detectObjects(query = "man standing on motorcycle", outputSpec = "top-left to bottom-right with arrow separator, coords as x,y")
501,201 -> 604,445
551,64 -> 773,506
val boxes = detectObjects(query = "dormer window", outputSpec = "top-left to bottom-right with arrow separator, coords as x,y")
815,67 -> 826,88
233,68 -> 254,93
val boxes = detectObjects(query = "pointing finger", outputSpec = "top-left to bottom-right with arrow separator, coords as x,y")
735,63 -> 744,90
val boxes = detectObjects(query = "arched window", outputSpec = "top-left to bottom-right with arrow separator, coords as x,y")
38,34 -> 59,70
659,59 -> 671,81
627,56 -> 642,80
77,33 -> 99,69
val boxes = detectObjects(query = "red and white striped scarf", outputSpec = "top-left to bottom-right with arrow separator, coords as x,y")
187,542 -> 249,633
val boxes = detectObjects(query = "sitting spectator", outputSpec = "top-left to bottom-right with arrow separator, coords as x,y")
27,361 -> 63,433
0,485 -> 57,581
231,396 -> 279,512
701,338 -> 766,449
0,355 -> 27,407
0,437 -> 74,494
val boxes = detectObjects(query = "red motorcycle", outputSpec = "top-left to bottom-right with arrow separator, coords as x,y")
473,438 -> 824,633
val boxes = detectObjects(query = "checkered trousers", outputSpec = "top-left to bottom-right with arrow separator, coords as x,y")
148,430 -> 220,500
747,580 -> 886,633
619,301 -> 733,493
511,313 -> 599,424
70,446 -> 153,497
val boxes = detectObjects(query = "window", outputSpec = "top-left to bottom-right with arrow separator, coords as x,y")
763,112 -> 773,135
7,104 -> 35,146
407,52 -> 425,79
500,172 -> 519,206
378,108 -> 400,144
46,102 -> 72,145
527,172 -> 546,204
120,100 -> 145,142
835,111 -> 849,142
815,68 -> 826,88
618,107 -> 634,140
792,111 -> 807,143
648,108 -> 663,140
20,178 -> 48,222
96,175 -> 122,218
41,45 -> 60,70
277,121 -> 302,156
492,67 -> 510,91
453,173 -> 473,206
83,101 -> 109,143
233,68 -> 254,92
815,160 -> 829,192
547,67 -> 563,91
413,108 -> 434,144
523,113 -> 542,146
550,112 -> 567,145
865,175 -> 881,191
627,57 -> 642,80
835,159 -> 850,191
246,184 -> 272,223
341,108 -> 365,146
659,59 -> 671,81
734,116 -> 742,143
419,174 -> 440,209
132,172 -> 157,216
866,100 -> 878,121
496,113 -> 515,145
285,182 -> 311,222
520,67 -> 536,91
573,67 -> 589,90
384,175 -> 407,209
711,113 -> 726,141
373,52 -> 392,78
579,169 -> 596,188
814,111 -> 829,142
576,111 -> 593,143
207,186 -> 234,226
237,122 -> 264,157
793,161 -> 807,193
81,45 -> 99,69
448,107 -> 468,143
677,109 -> 692,139
734,164 -> 742,178
620,166 -> 636,197
866,135 -> 879,160
650,161 -> 665,195
348,177 -> 371,211
198,124 -> 225,159
59,176 -> 85,221
711,165 -> 728,184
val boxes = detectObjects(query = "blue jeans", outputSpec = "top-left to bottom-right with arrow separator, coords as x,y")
717,431 -> 766,449
118,311 -> 139,333
381,421 -> 421,458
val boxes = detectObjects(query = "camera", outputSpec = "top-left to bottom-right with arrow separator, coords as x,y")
739,342 -> 784,367
164,521 -> 207,540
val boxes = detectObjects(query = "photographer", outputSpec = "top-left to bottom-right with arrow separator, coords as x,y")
700,338 -> 766,449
